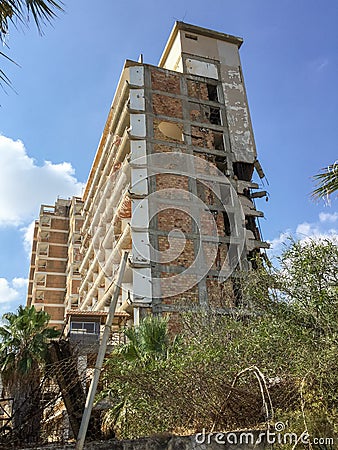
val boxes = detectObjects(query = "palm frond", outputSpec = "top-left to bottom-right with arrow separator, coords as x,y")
312,164 -> 338,200
0,1 -> 63,91
26,0 -> 64,34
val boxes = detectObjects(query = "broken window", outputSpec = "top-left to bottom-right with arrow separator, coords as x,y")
233,162 -> 254,181
215,156 -> 227,173
245,216 -> 260,240
223,212 -> 232,236
189,103 -> 221,126
214,132 -> 224,151
207,84 -> 218,102
191,127 -> 225,151
208,107 -> 221,125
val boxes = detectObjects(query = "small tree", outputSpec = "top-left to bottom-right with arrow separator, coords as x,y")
0,305 -> 59,443
100,315 -> 176,437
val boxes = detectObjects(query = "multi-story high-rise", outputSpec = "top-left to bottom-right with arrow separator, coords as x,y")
27,22 -> 268,336
27,199 -> 71,328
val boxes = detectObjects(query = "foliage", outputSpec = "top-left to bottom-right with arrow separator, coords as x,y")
0,0 -> 64,87
0,305 -> 59,380
99,315 -> 178,436
0,305 -> 59,443
116,315 -> 174,365
312,163 -> 338,201
100,238 -> 338,446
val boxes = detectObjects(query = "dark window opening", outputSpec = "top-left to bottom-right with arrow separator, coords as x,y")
208,107 -> 221,125
245,216 -> 260,240
215,156 -> 227,173
233,162 -> 254,181
185,33 -> 198,41
223,212 -> 231,236
243,188 -> 251,198
207,84 -> 218,102
214,132 -> 224,151
216,161 -> 226,172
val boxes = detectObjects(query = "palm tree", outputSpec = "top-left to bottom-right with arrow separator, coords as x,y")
0,0 -> 64,86
312,162 -> 338,201
0,305 -> 59,443
117,315 -> 173,365
100,316 -> 176,436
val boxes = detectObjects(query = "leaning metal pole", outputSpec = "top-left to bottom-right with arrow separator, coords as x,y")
75,251 -> 129,450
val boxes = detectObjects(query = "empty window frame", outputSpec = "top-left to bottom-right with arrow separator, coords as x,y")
233,162 -> 254,181
222,212 -> 232,236
215,156 -> 227,173
208,107 -> 221,125
70,321 -> 100,335
191,126 -> 225,151
207,84 -> 218,102
214,132 -> 225,151
245,216 -> 260,240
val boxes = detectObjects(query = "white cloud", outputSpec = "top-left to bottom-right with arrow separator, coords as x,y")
0,277 -> 29,317
0,135 -> 84,227
268,230 -> 292,253
0,278 -> 20,303
319,212 -> 338,223
295,220 -> 337,241
12,277 -> 28,289
295,222 -> 320,237
268,212 -> 338,256
21,220 -> 36,255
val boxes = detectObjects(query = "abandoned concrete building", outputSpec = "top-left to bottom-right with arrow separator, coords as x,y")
26,22 -> 268,337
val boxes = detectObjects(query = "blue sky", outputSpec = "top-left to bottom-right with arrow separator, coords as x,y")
0,0 -> 337,314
